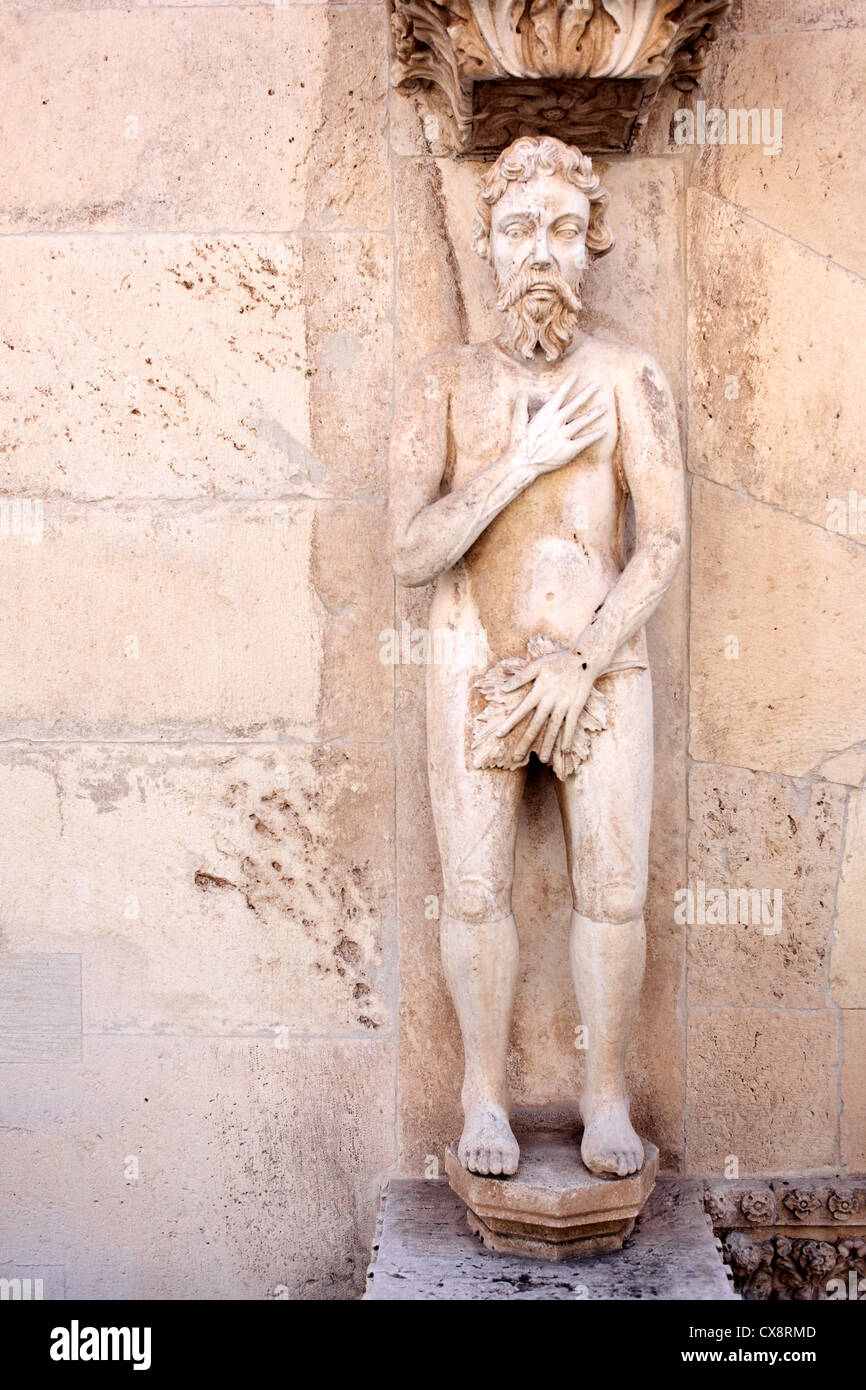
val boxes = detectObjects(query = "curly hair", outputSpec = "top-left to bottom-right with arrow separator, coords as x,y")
472,136 -> 614,263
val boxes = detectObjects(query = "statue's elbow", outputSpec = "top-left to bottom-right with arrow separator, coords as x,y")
665,528 -> 685,577
392,540 -> 429,589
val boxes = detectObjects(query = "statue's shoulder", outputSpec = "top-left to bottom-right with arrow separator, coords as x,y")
592,336 -> 669,391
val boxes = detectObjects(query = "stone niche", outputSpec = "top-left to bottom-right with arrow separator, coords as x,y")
389,0 -> 731,153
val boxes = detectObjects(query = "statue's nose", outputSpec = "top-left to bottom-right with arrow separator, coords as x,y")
530,230 -> 552,269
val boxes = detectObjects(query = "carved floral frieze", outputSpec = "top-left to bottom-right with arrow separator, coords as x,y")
723,1234 -> 866,1301
704,1180 -> 866,1300
389,0 -> 731,152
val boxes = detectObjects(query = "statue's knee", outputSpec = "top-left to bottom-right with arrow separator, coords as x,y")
445,878 -> 510,924
573,878 -> 646,924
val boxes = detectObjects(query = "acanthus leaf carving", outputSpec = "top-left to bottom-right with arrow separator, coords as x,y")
389,0 -> 731,151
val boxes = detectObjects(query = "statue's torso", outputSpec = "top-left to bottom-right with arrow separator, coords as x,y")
433,336 -> 642,665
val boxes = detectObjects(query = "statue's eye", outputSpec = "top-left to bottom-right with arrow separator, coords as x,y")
557,227 -> 579,239
505,225 -> 529,237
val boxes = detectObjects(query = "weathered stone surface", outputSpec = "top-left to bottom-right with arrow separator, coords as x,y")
687,764 -> 845,1009
686,1009 -> 838,1174
688,193 -> 866,531
831,789 -> 866,1009
0,1036 -> 394,1299
365,1177 -> 736,1299
727,1 -> 863,31
0,744 -> 393,1036
0,500 -> 390,740
0,234 -> 392,500
396,154 -> 688,1175
0,8 -> 389,233
690,479 -> 866,778
690,32 -> 866,277
817,749 -> 866,788
841,1011 -> 866,1172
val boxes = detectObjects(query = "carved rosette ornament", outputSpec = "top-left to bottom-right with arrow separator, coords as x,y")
389,0 -> 731,152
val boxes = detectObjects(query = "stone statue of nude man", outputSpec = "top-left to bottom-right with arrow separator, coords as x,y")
390,136 -> 685,1180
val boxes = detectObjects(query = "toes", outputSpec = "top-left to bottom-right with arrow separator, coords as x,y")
620,1143 -> 642,1175
470,1147 -> 492,1175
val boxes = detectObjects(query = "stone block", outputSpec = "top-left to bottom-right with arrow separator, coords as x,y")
841,1010 -> 866,1172
0,8 -> 389,233
0,743 -> 394,1037
0,233 -> 392,500
690,479 -> 866,778
0,1036 -> 395,1299
690,31 -> 866,276
688,192 -> 866,531
686,1008 -> 838,1174
687,764 -> 844,1008
0,500 -> 391,740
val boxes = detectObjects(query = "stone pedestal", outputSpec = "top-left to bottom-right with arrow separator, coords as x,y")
444,1131 -> 659,1261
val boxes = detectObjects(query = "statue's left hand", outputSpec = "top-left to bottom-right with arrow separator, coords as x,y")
495,650 -> 598,763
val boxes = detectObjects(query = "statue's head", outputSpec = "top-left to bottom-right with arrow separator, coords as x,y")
473,135 -> 613,362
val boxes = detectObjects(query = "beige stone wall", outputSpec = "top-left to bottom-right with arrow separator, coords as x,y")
0,1 -> 397,1300
0,0 -> 863,1299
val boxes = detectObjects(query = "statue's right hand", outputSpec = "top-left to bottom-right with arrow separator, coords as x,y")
509,373 -> 607,478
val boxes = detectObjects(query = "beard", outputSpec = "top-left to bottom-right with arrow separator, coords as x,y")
495,263 -> 585,363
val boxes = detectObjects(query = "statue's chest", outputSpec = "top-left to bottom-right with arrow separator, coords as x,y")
446,373 -> 619,503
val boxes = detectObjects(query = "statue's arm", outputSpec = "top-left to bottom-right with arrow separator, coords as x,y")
578,354 -> 686,676
389,361 -> 531,589
390,359 -> 607,589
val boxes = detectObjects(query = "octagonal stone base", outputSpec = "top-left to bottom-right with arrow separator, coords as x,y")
445,1131 -> 659,1261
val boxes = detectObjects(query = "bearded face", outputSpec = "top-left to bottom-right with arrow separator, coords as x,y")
495,260 -> 586,363
488,173 -> 593,363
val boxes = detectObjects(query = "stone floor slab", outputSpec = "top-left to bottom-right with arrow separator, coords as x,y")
364,1178 -> 738,1300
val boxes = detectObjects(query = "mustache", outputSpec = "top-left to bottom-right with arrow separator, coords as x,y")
496,264 -> 583,314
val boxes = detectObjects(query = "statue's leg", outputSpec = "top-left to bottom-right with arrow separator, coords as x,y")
555,667 -> 653,1178
428,656 -> 526,1177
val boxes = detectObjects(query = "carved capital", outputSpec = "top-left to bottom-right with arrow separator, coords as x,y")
389,0 -> 731,152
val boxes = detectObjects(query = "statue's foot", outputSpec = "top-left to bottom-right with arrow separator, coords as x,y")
458,1101 -> 519,1176
580,1098 -> 644,1177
